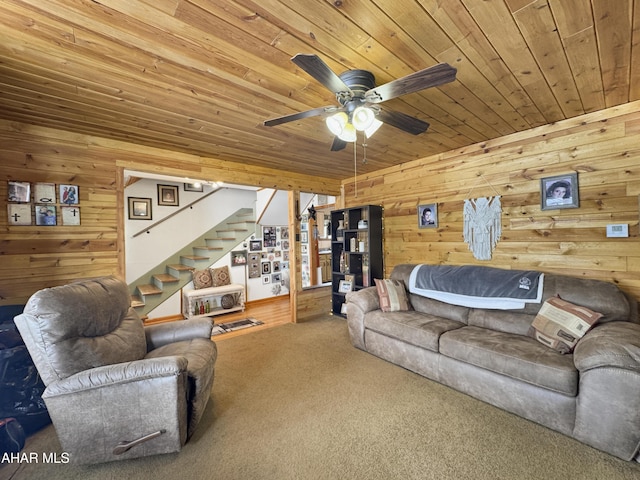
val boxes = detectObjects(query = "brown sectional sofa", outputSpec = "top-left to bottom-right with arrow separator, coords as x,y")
345,264 -> 640,461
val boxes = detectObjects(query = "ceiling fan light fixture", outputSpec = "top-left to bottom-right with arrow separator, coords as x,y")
364,118 -> 383,138
325,112 -> 348,136
352,106 -> 375,131
338,122 -> 357,142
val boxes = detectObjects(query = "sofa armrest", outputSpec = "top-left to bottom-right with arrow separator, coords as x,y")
144,317 -> 214,351
346,286 -> 379,314
572,321 -> 640,460
345,287 -> 379,350
573,322 -> 640,373
44,356 -> 188,397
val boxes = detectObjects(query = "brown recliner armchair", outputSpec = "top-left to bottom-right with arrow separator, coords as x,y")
14,276 -> 217,464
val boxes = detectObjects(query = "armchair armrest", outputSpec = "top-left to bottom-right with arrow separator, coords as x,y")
44,356 -> 188,397
574,322 -> 640,373
144,317 -> 214,351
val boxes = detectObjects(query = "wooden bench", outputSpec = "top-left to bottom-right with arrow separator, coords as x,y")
182,284 -> 245,320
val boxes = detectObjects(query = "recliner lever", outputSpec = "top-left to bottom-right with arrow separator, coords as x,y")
113,429 -> 166,455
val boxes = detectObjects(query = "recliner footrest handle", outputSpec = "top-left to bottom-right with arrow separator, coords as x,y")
113,429 -> 166,455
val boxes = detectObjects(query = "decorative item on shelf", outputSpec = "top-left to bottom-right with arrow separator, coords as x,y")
358,219 -> 368,229
359,241 -> 365,252
336,218 -> 345,241
339,251 -> 345,273
350,237 -> 357,252
194,301 -> 199,316
221,294 -> 235,309
205,300 -> 211,313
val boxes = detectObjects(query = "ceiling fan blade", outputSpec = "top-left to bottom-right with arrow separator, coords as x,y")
377,109 -> 430,135
330,137 -> 348,151
365,63 -> 457,103
263,106 -> 332,127
291,54 -> 353,95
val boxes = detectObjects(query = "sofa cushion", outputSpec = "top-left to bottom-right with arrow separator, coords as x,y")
440,326 -> 578,396
365,310 -> 464,352
468,309 -> 535,336
374,278 -> 410,312
409,294 -> 470,324
528,297 -> 602,354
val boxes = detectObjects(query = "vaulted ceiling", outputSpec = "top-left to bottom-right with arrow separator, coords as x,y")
1,0 -> 638,181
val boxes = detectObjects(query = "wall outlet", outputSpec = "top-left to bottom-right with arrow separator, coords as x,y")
606,224 -> 629,238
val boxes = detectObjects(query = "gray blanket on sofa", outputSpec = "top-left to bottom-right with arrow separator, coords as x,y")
409,264 -> 544,310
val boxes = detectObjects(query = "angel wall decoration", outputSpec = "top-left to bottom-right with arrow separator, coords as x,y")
463,196 -> 502,261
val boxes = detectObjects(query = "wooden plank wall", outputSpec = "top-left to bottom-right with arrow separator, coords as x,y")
342,102 -> 640,303
0,120 -> 341,306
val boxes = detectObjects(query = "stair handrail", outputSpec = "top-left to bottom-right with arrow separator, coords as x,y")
132,187 -> 222,238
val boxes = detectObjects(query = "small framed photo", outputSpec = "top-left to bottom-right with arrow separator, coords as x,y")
128,197 -> 152,220
249,240 -> 262,251
231,250 -> 247,266
59,185 -> 79,205
301,231 -> 308,243
7,181 -> 30,202
7,204 -> 32,225
158,184 -> 179,206
35,205 -> 57,226
61,206 -> 81,226
184,182 -> 203,192
541,173 -> 579,210
418,203 -> 438,228
338,280 -> 353,293
34,183 -> 56,203
262,261 -> 271,274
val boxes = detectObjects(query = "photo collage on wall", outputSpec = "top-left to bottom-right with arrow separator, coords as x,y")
7,181 -> 80,226
241,226 -> 289,285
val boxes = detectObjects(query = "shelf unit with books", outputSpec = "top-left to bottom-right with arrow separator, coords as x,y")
330,205 -> 383,317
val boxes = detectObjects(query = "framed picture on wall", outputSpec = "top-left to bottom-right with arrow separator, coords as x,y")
59,185 -> 79,205
184,182 -> 203,192
541,173 -> 579,210
418,203 -> 438,228
231,250 -> 247,266
158,184 -> 179,206
128,197 -> 152,220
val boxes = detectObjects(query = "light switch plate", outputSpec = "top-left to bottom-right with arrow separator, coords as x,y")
606,224 -> 629,237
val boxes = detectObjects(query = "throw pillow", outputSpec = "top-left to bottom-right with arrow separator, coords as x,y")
192,269 -> 213,289
528,296 -> 603,354
210,265 -> 231,287
374,278 -> 410,312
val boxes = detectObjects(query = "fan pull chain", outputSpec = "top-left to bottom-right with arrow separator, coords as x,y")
353,134 -> 358,198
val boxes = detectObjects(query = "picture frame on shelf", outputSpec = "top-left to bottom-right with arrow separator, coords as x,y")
338,280 -> 353,293
418,203 -> 438,228
158,184 -> 179,206
541,173 -> 579,210
128,197 -> 152,220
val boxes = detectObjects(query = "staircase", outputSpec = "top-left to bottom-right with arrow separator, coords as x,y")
129,208 -> 255,317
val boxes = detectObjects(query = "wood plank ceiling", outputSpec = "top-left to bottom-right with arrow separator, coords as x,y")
0,0 -> 638,181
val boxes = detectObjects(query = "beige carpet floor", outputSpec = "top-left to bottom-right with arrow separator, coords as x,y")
3,315 -> 640,480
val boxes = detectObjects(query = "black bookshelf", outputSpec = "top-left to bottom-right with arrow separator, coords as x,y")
330,205 -> 383,316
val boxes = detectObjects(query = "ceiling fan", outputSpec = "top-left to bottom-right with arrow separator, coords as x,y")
264,54 -> 457,151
